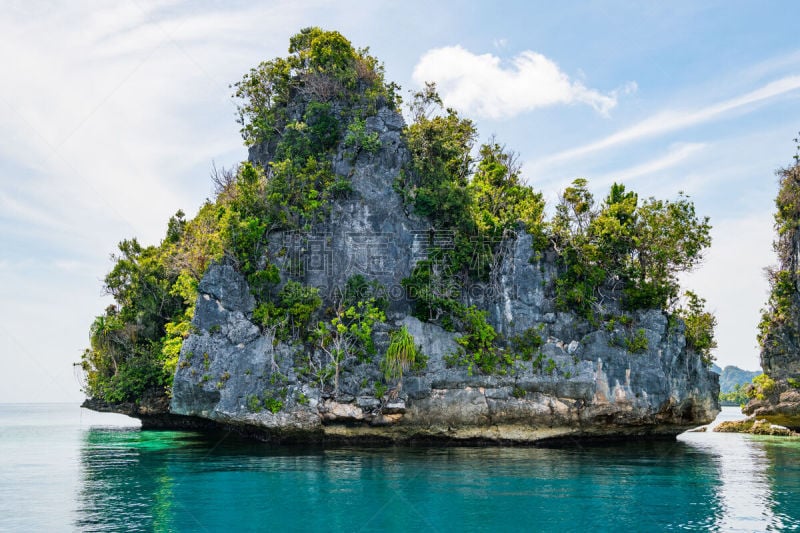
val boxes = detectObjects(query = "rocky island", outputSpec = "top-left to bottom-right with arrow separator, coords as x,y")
743,150 -> 800,430
81,28 -> 720,443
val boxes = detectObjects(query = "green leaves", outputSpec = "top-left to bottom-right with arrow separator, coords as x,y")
627,194 -> 711,308
233,57 -> 291,145
400,88 -> 548,333
83,233 -> 201,403
469,142 -> 545,243
399,86 -> 713,371
252,281 -> 322,343
510,327 -> 544,362
234,27 -> 397,146
748,373 -> 777,401
552,179 -> 712,314
304,102 -> 340,152
719,383 -> 750,406
314,290 -> 386,395
624,328 -> 649,354
85,28 -> 724,406
344,118 -> 381,157
402,91 -> 477,232
381,326 -> 422,382
676,291 -> 717,365
445,305 -> 509,376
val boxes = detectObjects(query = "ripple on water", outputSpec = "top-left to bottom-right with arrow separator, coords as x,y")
1,405 -> 799,532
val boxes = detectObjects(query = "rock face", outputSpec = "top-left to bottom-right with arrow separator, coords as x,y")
171,262 -> 718,443
167,104 -> 719,443
82,390 -> 218,430
253,106 -> 425,318
714,418 -> 798,436
742,160 -> 800,430
744,390 -> 800,430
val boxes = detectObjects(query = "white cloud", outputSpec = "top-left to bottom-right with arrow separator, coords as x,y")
53,259 -> 87,272
0,0 -> 336,255
412,45 -> 622,119
0,189 -> 63,230
537,75 -> 800,167
596,143 -> 705,187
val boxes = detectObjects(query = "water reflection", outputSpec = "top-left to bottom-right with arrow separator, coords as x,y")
684,431 -> 773,531
75,429 -> 735,531
7,404 -> 798,531
77,429 -> 178,531
70,405 -> 800,531
678,407 -> 800,531
763,436 -> 800,529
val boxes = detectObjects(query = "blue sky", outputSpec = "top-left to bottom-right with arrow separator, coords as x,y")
2,1 -> 799,402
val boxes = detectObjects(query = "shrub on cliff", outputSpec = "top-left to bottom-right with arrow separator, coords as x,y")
233,27 -> 399,146
677,291 -> 717,365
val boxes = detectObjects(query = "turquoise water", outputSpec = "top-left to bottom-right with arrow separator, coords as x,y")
1,405 -> 799,531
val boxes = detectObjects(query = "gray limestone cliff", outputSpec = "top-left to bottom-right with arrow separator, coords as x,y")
166,105 -> 719,443
743,160 -> 800,430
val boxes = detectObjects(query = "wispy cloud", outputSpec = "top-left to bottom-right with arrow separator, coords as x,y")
493,38 -> 508,49
529,143 -> 710,218
536,75 -> 800,167
0,190 -> 64,230
412,45 -> 628,119
592,143 -> 706,189
0,1 -> 319,249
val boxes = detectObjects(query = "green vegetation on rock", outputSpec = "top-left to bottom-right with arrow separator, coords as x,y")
748,373 -> 777,401
551,179 -> 711,316
714,418 -> 797,436
381,326 -> 425,385
676,291 -> 717,366
719,384 -> 750,407
81,219 -> 217,404
233,27 -> 399,147
81,27 -> 718,408
396,86 -> 712,372
314,291 -> 386,396
744,136 -> 800,426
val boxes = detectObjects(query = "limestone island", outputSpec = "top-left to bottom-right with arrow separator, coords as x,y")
81,28 -> 720,444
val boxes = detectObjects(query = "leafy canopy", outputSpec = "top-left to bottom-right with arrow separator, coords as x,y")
233,27 -> 399,146
551,179 -> 711,315
677,291 -> 717,366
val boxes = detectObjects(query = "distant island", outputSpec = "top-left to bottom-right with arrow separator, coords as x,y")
712,365 -> 761,406
81,28 -> 720,443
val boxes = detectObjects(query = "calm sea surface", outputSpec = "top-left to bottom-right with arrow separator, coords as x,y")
0,404 -> 799,532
